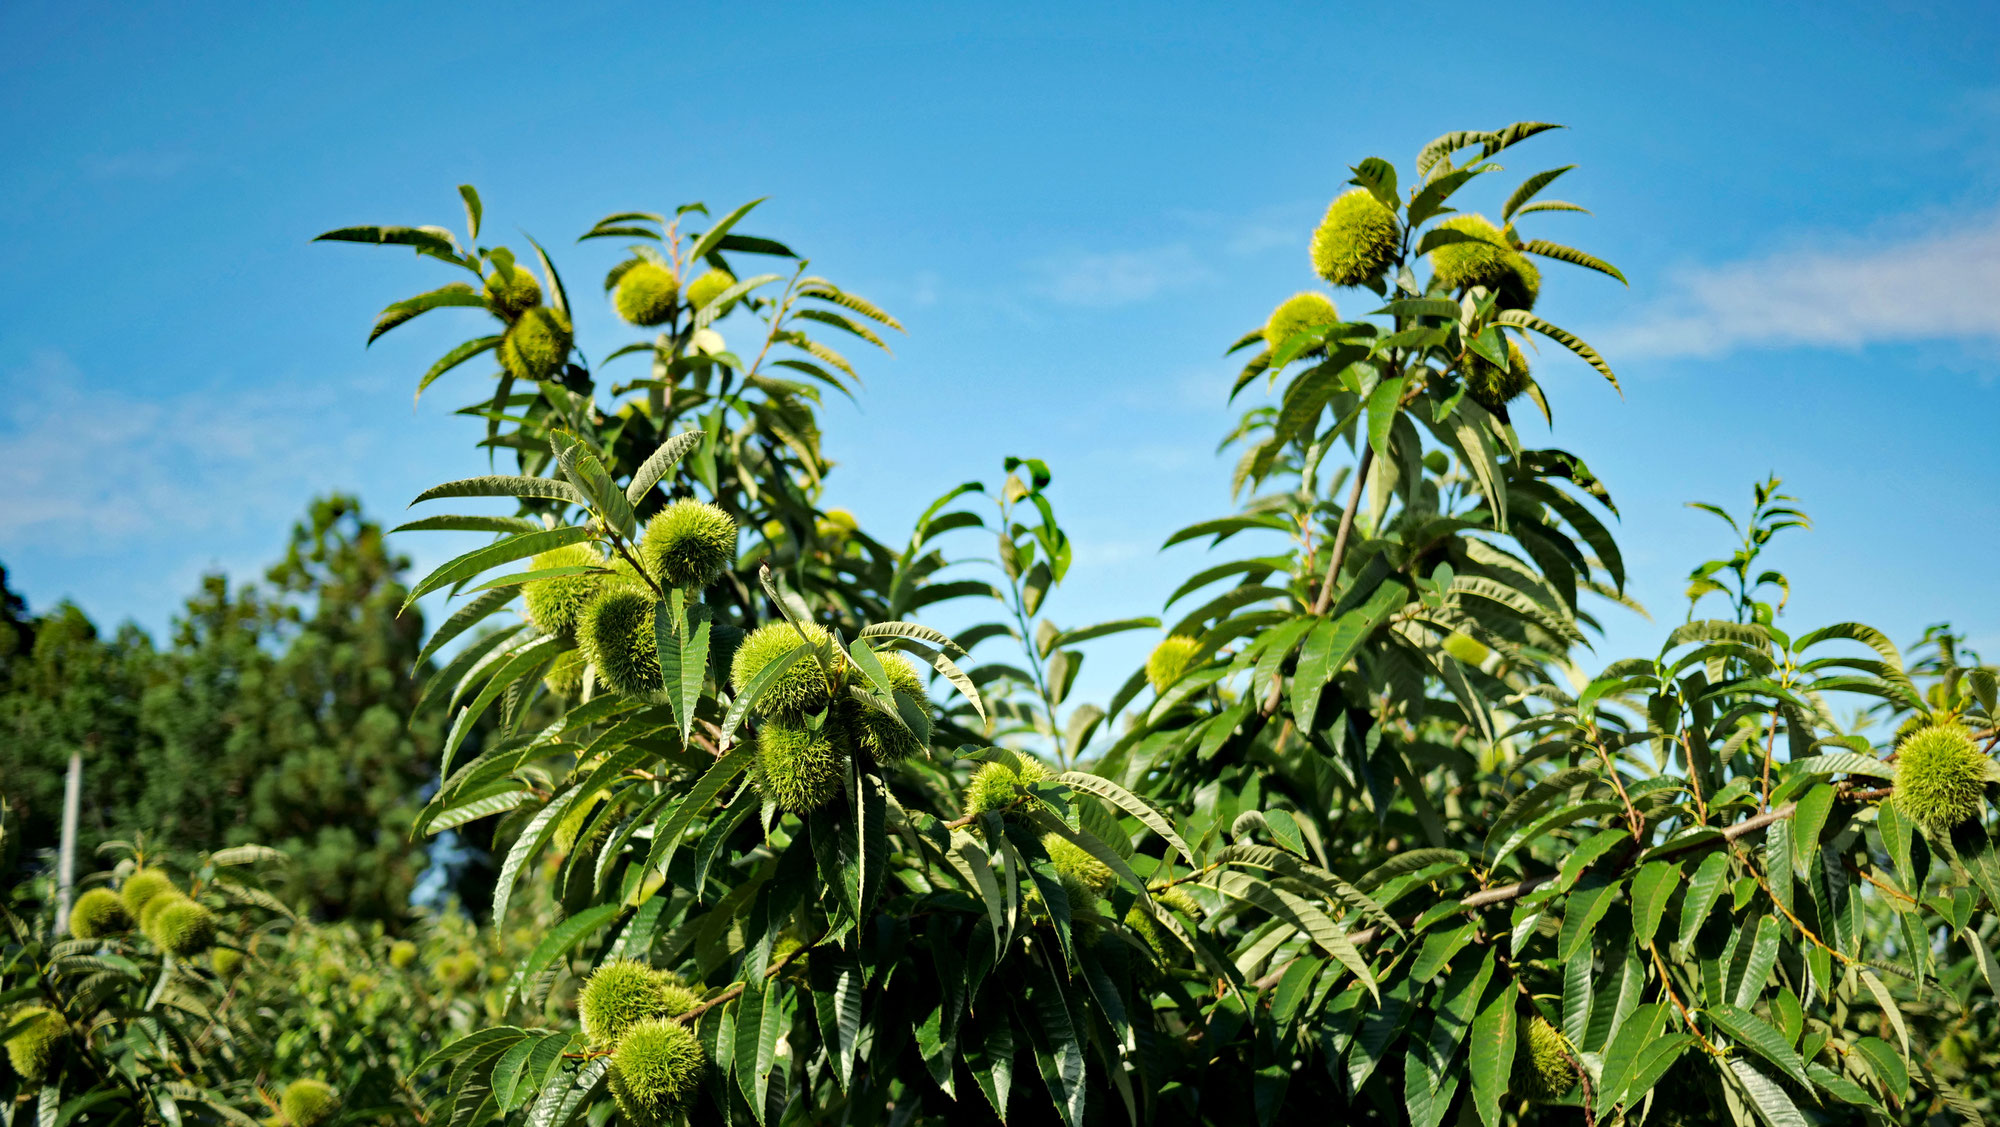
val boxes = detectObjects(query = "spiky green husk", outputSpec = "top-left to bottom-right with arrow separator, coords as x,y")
1156,886 -> 1204,920
1430,215 -> 1539,309
1517,1016 -> 1576,1101
1146,635 -> 1201,694
484,261 -> 542,319
145,898 -> 216,957
1045,833 -> 1114,896
608,1019 -> 705,1125
1125,904 -> 1168,963
69,888 -> 130,938
211,946 -> 245,978
685,270 -> 736,310
543,648 -> 587,699
1310,188 -> 1401,287
388,940 -> 418,969
641,500 -> 737,590
281,1079 -> 339,1127
1262,292 -> 1339,359
139,889 -> 187,932
1895,723 -> 1990,833
842,652 -> 931,765
615,262 -> 680,327
579,961 -> 697,1047
503,306 -> 573,380
121,869 -> 175,917
730,622 -> 839,720
963,758 -> 1051,821
1465,339 -> 1532,412
754,721 -> 847,814
5,1006 -> 64,1083
523,544 -> 612,639
1061,877 -> 1104,943
577,589 -> 663,696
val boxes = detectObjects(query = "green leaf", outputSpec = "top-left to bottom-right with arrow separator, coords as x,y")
315,224 -> 459,256
1494,310 -> 1619,393
1291,578 -> 1407,729
644,745 -> 753,877
411,587 -> 517,673
417,335 -> 504,400
1630,861 -> 1679,946
458,184 -> 482,240
1708,1002 -> 1812,1089
411,474 -> 587,507
855,769 -> 888,920
508,904 -> 620,1006
1557,880 -> 1619,962
417,1027 -> 529,1076
1055,771 -> 1194,868
1679,850 -> 1732,949
1467,979 -> 1515,1127
1789,783 -> 1836,879
1853,1035 -> 1908,1099
1213,870 -> 1376,998
1503,166 -> 1574,221
550,432 -> 636,539
688,198 -> 767,263
371,283 -> 488,344
392,513 -> 540,536
405,525 -> 595,608
1024,963 -> 1087,1127
655,597 -> 711,743
1518,239 -> 1626,284
1723,1057 -> 1809,1127
1366,375 -> 1405,462
1595,1002 -> 1665,1109
625,429 -> 704,505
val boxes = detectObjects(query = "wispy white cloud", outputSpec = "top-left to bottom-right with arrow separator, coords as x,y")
1035,244 -> 1213,307
1032,201 -> 1321,309
0,350 -> 379,543
1602,212 -> 2000,359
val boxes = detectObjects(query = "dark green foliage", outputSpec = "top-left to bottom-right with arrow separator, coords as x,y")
321,136 -> 2000,1126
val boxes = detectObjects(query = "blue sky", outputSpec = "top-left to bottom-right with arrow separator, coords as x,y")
3,1 -> 1998,711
